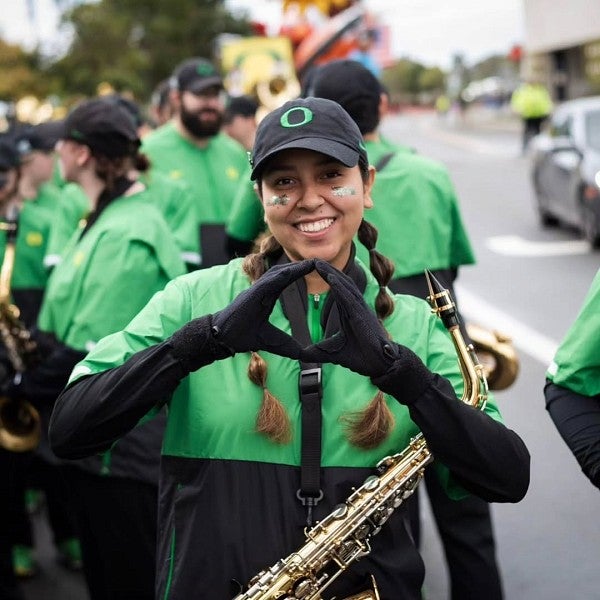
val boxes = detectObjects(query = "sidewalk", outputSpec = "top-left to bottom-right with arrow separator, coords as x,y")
452,104 -> 521,134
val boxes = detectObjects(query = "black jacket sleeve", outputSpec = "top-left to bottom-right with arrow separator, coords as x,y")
49,341 -> 187,459
405,374 -> 529,503
545,380 -> 600,489
5,334 -> 86,405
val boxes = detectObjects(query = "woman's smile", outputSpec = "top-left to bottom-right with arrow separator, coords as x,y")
294,217 -> 336,234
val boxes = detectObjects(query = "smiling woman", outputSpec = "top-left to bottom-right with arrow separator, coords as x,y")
48,96 -> 529,600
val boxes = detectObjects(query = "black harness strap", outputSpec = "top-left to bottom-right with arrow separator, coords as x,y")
276,248 -> 367,526
373,151 -> 395,172
280,282 -> 323,526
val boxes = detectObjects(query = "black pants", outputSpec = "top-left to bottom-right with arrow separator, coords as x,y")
389,272 -> 503,600
522,116 -> 546,151
12,455 -> 79,548
0,449 -> 25,600
66,468 -> 157,600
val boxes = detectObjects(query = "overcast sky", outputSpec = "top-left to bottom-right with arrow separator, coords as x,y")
0,0 -> 525,69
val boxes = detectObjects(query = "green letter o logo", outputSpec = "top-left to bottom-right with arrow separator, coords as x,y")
280,107 -> 313,128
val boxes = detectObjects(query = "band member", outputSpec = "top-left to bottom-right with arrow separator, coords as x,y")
5,98 -> 186,600
49,97 -> 530,599
545,268 -> 600,489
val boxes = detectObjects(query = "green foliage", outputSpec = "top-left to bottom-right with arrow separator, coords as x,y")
47,0 -> 252,102
418,67 -> 446,93
0,40 -> 49,100
382,58 -> 424,100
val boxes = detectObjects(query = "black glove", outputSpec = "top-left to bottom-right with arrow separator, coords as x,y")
170,259 -> 316,373
301,260 -> 434,404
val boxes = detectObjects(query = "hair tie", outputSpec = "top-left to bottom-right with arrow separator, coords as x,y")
368,247 -> 377,254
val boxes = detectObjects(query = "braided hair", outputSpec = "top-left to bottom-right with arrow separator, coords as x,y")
241,215 -> 398,450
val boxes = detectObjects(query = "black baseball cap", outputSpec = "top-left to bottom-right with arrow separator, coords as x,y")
250,96 -> 368,181
169,58 -> 223,94
15,120 -> 65,156
223,95 -> 258,124
310,60 -> 382,135
61,98 -> 140,158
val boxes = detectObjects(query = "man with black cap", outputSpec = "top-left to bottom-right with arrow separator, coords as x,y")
309,59 -> 503,600
142,57 -> 249,268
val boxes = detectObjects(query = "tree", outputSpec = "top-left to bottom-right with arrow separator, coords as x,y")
0,39 -> 49,101
381,58 -> 426,104
418,66 -> 446,94
47,0 -> 252,101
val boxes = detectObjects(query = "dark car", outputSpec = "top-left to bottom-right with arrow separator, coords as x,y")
530,96 -> 600,248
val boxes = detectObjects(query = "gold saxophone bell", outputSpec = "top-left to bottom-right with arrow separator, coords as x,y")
0,395 -> 41,452
0,209 -> 41,452
466,323 -> 520,391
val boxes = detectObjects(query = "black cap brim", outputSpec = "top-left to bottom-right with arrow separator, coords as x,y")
250,137 -> 359,180
184,76 -> 224,94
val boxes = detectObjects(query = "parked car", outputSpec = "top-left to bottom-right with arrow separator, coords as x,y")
530,95 -> 600,248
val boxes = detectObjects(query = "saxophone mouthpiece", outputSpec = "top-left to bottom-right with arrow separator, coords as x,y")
424,270 -> 460,330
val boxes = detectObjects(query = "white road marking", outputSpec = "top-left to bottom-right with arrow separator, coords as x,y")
455,283 -> 558,367
486,235 -> 590,256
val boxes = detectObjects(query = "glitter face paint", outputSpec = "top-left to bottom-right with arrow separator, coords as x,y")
266,194 -> 289,206
332,186 -> 356,197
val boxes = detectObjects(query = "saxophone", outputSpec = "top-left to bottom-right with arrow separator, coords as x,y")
0,208 -> 41,452
234,270 -> 488,600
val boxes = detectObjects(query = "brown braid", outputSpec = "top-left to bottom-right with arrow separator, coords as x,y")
93,155 -> 127,194
342,219 -> 396,449
247,352 -> 292,444
242,235 -> 292,444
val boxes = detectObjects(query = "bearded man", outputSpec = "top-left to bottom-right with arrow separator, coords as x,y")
142,58 -> 248,267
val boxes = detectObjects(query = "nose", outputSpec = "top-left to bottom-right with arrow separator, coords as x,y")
296,182 -> 325,211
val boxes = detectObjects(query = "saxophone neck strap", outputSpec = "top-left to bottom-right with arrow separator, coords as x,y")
275,247 -> 367,526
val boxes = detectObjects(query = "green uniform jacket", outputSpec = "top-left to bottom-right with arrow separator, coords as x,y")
44,183 -> 90,270
356,139 -> 476,278
136,171 -> 201,267
1,183 -> 82,325
39,194 -> 186,351
141,123 -> 248,224
547,268 -> 600,396
39,193 -> 186,480
65,258 -> 504,598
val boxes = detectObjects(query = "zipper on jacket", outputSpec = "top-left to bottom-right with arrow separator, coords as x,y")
308,293 -> 325,343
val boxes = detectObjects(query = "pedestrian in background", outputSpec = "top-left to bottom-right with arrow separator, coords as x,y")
510,79 -> 554,152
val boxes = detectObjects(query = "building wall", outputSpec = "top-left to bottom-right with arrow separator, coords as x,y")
523,0 -> 600,53
522,0 -> 600,99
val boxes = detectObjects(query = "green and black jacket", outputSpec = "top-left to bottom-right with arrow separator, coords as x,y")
50,258 -> 529,599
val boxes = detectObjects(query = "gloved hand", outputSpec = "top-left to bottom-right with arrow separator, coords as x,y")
170,259 -> 316,373
301,260 -> 434,404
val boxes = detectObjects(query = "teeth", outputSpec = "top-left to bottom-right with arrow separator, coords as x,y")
297,218 -> 334,233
